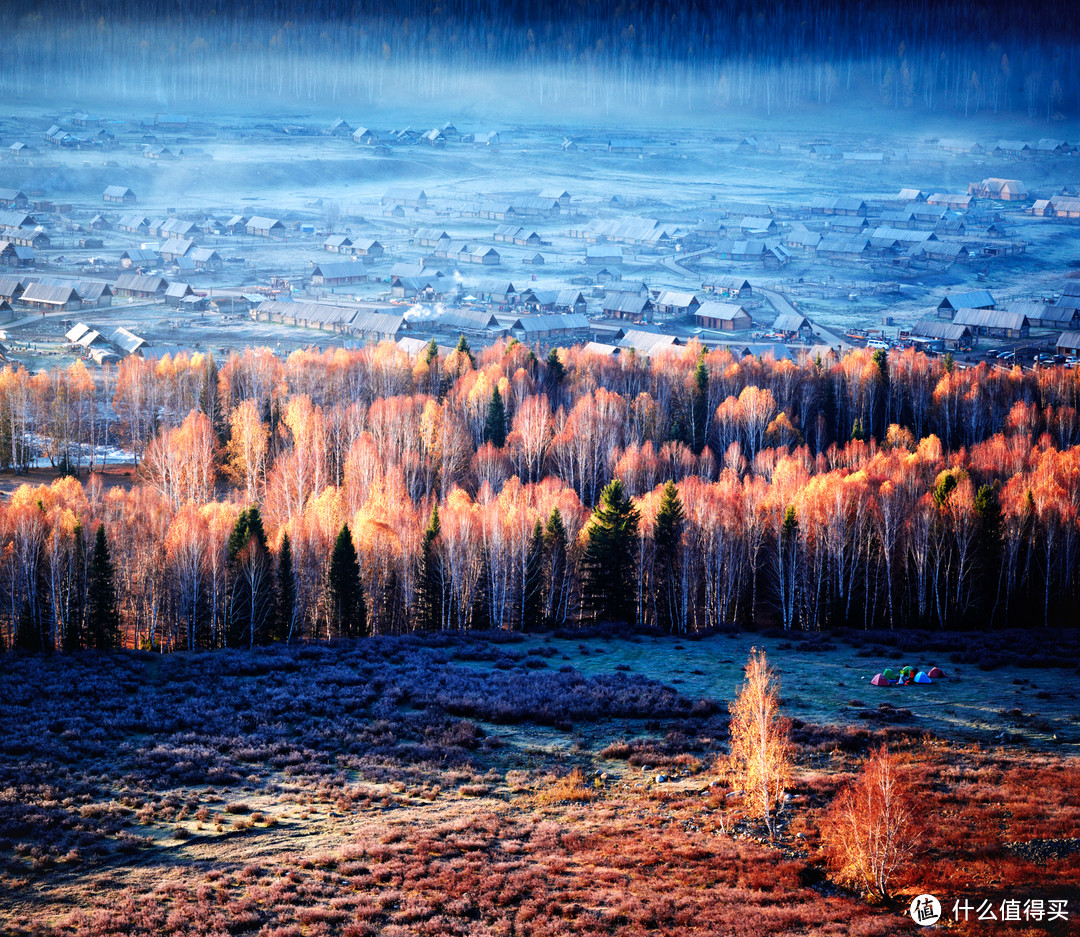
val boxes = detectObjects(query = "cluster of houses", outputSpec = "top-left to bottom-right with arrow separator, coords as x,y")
935,139 -> 1076,158
906,286 -> 1080,352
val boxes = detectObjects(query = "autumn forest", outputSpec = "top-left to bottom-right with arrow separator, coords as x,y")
2,337 -> 1078,656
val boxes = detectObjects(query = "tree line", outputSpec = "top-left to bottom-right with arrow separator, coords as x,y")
0,336 -> 1078,651
3,0 -> 1078,116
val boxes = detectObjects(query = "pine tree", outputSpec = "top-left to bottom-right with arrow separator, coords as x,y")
691,354 -> 709,454
328,523 -> 366,638
471,550 -> 492,631
424,337 -> 439,365
521,518 -> 544,631
276,531 -> 296,643
652,481 -> 685,632
227,507 -> 273,647
543,507 -> 569,626
545,347 -> 565,385
86,523 -> 120,650
973,483 -> 1004,626
416,506 -> 444,630
63,522 -> 87,652
582,479 -> 641,625
454,334 -> 475,369
485,385 -> 507,447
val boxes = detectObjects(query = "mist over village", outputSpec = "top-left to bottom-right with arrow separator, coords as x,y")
0,0 -> 1078,934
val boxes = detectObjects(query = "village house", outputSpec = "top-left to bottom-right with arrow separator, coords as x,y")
164,283 -> 195,306
771,313 -> 813,339
103,185 -> 136,204
926,193 -> 972,209
937,289 -> 996,316
327,118 -> 352,137
701,275 -> 753,298
1001,302 -> 1078,330
951,308 -> 1029,339
21,282 -> 81,311
652,290 -> 700,316
586,245 -> 623,265
159,238 -> 195,262
470,279 -> 517,305
0,276 -> 25,304
509,313 -> 590,342
0,241 -> 34,267
695,301 -> 752,331
993,140 -> 1031,158
969,178 -> 1028,200
437,309 -> 503,336
351,238 -> 384,260
538,188 -> 572,210
324,235 -> 353,253
618,329 -> 682,356
246,216 -> 287,238
1055,332 -> 1080,356
310,262 -> 367,287
382,188 -> 427,209
602,292 -> 654,322
113,272 -> 169,298
910,319 -> 973,350
119,248 -> 158,268
414,228 -> 451,247
110,327 -> 149,356
741,216 -> 778,237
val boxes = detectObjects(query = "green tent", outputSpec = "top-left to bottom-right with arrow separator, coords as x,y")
882,668 -> 898,681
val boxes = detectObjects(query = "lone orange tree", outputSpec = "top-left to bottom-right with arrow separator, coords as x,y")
821,745 -> 920,900
728,647 -> 792,839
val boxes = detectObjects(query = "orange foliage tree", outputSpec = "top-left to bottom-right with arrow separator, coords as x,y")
728,648 -> 793,839
821,746 -> 921,900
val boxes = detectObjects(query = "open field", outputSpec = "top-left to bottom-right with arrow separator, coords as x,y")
2,631 -> 1078,936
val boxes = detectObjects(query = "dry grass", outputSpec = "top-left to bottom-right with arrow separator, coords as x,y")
0,637 -> 1077,936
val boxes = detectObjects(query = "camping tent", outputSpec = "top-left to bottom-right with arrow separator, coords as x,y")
882,668 -> 898,681
927,667 -> 946,679
871,673 -> 890,687
914,671 -> 932,684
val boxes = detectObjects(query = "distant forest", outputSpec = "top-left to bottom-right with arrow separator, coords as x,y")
1,341 -> 1078,654
3,0 -> 1079,116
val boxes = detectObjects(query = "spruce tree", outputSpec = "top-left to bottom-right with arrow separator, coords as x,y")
276,531 -> 296,643
521,518 -> 545,631
328,523 -> 366,638
454,334 -> 475,369
416,506 -> 444,630
485,385 -> 507,447
543,507 -> 568,626
227,507 -> 273,647
652,481 -> 685,632
973,482 -> 1004,626
424,337 -> 439,365
691,354 -> 709,454
471,550 -> 492,631
582,479 -> 641,625
545,347 -> 565,386
87,523 -> 120,650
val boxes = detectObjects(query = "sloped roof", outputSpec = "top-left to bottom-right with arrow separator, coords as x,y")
510,313 -> 589,333
22,283 -> 79,305
952,308 -> 1028,330
618,329 -> 682,356
939,290 -> 995,310
111,327 -> 149,354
